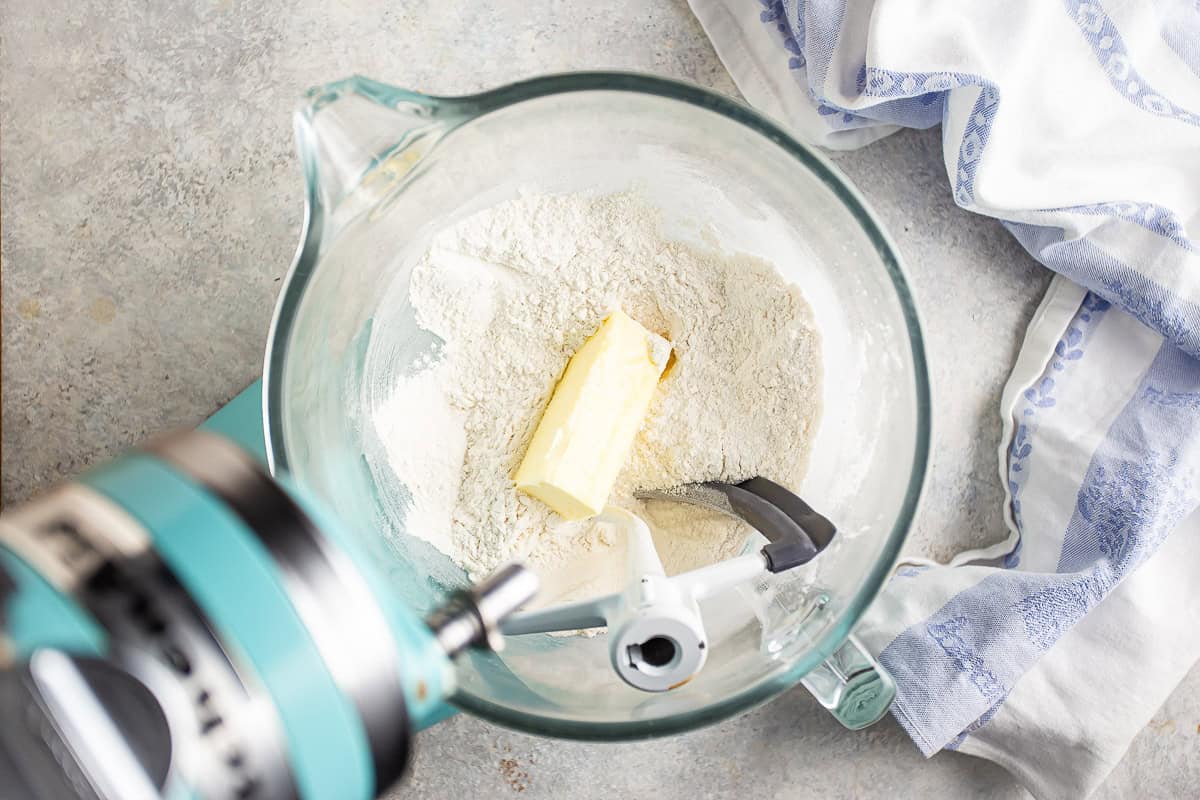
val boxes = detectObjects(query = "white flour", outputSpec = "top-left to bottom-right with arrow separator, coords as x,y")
371,190 -> 821,608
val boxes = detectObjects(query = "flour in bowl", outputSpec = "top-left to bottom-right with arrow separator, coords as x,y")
370,190 -> 821,609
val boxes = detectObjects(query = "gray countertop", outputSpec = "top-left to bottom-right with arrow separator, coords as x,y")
2,1 -> 1196,797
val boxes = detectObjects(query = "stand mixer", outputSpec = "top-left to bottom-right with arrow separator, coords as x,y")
1,70 -> 932,798
0,424 -> 844,799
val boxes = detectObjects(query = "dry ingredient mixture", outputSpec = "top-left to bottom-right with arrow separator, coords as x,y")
372,190 -> 821,608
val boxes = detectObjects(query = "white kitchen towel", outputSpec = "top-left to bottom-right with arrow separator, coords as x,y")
687,1 -> 1200,797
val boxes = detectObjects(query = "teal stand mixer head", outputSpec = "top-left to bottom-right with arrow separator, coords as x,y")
0,402 -> 537,800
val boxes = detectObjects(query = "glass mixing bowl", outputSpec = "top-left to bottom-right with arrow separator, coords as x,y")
264,73 -> 930,739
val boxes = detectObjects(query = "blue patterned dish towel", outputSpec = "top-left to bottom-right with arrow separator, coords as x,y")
687,1 -> 1200,797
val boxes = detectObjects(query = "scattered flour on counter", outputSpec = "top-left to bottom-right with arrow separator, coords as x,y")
370,190 -> 822,610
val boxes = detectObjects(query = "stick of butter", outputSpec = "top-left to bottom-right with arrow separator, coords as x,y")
515,310 -> 672,520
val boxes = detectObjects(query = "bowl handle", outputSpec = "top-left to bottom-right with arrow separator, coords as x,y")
800,633 -> 896,730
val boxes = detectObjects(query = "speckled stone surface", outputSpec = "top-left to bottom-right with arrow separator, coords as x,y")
2,1 -> 1196,797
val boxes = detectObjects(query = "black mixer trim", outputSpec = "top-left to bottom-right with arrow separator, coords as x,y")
144,430 -> 412,793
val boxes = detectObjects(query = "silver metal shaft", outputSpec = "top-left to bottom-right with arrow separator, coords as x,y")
426,564 -> 539,656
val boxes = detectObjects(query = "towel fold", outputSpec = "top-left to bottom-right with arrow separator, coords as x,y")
687,1 -> 1200,795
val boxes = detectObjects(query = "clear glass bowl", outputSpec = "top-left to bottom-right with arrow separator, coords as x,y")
264,73 -> 930,739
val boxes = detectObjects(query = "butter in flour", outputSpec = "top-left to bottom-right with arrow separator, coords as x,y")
371,190 -> 821,609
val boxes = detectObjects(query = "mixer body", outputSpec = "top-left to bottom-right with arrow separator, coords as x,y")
0,71 -> 932,791
0,428 -> 534,800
